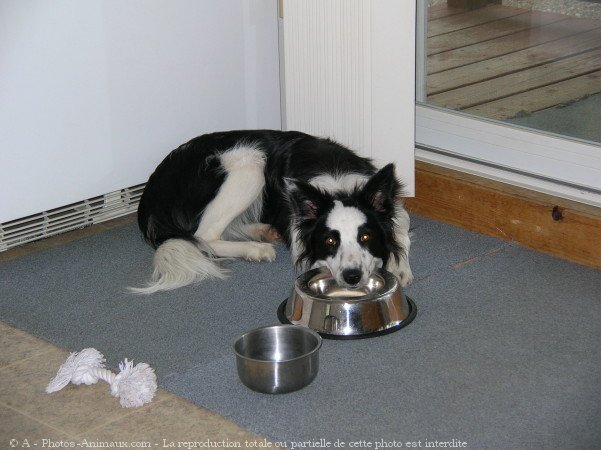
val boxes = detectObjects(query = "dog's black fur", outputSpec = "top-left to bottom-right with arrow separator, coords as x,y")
135,129 -> 411,293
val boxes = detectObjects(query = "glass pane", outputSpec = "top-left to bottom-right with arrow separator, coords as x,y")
423,0 -> 601,145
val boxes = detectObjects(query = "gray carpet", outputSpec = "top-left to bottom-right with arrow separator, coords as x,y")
1,216 -> 600,448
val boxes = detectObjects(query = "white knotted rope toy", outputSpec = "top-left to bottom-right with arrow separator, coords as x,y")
46,348 -> 157,408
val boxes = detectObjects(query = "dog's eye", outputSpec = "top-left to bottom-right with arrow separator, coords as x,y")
360,233 -> 371,243
325,236 -> 337,247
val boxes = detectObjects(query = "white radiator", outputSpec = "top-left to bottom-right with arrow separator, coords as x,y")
0,184 -> 144,251
283,0 -> 372,153
281,0 -> 416,191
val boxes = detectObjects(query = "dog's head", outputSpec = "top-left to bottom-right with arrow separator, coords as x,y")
288,164 -> 401,288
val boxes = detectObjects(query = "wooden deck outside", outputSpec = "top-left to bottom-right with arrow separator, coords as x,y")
426,3 -> 601,119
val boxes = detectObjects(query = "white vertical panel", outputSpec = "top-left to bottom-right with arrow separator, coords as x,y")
282,0 -> 415,194
283,0 -> 372,152
370,0 -> 415,193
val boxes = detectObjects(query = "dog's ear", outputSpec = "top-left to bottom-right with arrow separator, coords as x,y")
360,164 -> 401,215
286,179 -> 330,221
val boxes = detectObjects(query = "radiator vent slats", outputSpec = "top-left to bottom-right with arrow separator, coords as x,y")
0,184 -> 145,251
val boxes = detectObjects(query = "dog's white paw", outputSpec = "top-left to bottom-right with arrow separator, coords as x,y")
244,242 -> 276,262
398,268 -> 414,287
387,256 -> 414,287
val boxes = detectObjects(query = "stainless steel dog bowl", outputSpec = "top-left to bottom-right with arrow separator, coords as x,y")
233,325 -> 322,394
279,268 -> 416,338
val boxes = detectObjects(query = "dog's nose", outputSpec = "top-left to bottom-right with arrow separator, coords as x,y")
342,269 -> 362,286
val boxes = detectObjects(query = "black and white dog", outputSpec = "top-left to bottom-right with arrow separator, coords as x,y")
132,130 -> 413,294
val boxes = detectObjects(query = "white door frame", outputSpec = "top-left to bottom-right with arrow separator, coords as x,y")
415,106 -> 601,206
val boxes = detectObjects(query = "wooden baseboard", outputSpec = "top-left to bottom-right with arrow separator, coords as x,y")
405,161 -> 601,269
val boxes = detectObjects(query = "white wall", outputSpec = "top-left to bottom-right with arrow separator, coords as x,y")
0,0 -> 281,223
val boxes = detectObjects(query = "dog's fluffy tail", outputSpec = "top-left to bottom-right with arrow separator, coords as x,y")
129,238 -> 227,294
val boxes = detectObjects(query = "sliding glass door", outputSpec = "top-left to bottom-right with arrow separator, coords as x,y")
416,0 -> 601,205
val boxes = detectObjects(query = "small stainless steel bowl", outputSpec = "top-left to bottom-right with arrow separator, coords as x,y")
281,268 -> 416,338
233,325 -> 322,394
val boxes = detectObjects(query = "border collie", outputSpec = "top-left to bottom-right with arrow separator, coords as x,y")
132,130 -> 413,294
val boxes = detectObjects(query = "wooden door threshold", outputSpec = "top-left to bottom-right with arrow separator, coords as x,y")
405,161 -> 601,269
